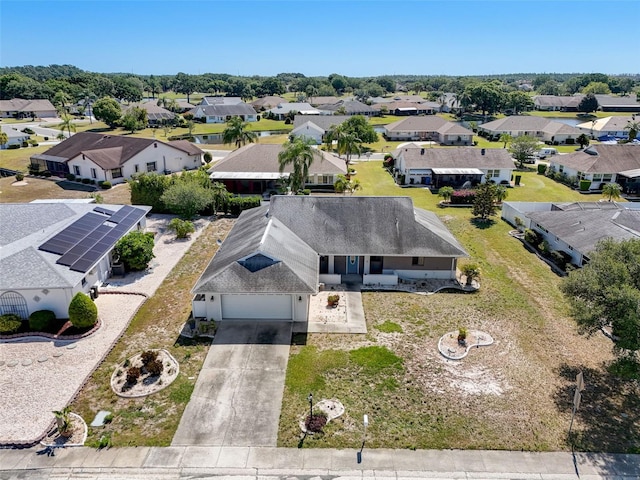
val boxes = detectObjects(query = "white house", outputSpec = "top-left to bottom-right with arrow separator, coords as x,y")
30,132 -> 203,184
383,117 -> 474,145
192,103 -> 257,123
266,103 -> 320,120
290,121 -> 325,144
0,202 -> 150,319
1,125 -> 30,149
191,196 -> 468,322
478,116 -> 583,144
393,144 -> 515,187
576,116 -> 635,139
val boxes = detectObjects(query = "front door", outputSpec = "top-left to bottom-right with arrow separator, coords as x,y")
347,255 -> 359,274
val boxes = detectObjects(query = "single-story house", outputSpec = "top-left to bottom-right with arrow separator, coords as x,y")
478,116 -> 583,144
393,144 -> 515,187
199,96 -> 243,106
0,202 -> 150,319
308,96 -> 341,106
0,98 -> 57,119
594,95 -> 640,113
548,144 -> 640,193
192,102 -> 258,123
250,96 -> 288,111
576,116 -> 635,139
125,102 -> 176,126
370,95 -> 426,104
316,100 -> 376,116
371,101 -> 437,116
30,132 -> 204,183
501,201 -> 640,266
1,125 -> 30,149
290,115 -> 351,144
174,100 -> 195,112
533,95 -> 583,112
191,196 -> 468,322
208,143 -> 347,194
266,102 -> 320,120
384,117 -> 474,145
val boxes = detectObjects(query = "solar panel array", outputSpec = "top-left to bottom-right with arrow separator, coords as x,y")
38,206 -> 147,274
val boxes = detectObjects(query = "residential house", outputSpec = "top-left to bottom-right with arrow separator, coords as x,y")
576,116 -> 636,140
393,144 -> 515,187
192,102 -> 258,124
290,115 -> 351,144
174,100 -> 195,112
1,125 -> 30,149
0,202 -> 150,319
208,143 -> 346,194
383,117 -> 474,145
191,196 -> 468,322
266,102 -> 320,120
0,98 -> 57,119
307,96 -> 340,106
124,102 -> 176,126
501,201 -> 640,266
370,95 -> 426,104
548,144 -> 640,193
199,96 -> 243,106
478,116 -> 582,144
316,100 -> 376,116
533,95 -> 583,112
594,95 -> 640,113
371,101 -> 438,116
30,132 -> 203,183
250,96 -> 288,111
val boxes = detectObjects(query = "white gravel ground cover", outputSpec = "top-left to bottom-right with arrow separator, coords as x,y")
0,214 -> 210,445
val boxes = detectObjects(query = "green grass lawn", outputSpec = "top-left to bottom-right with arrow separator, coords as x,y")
278,162 -> 637,452
0,145 -> 48,171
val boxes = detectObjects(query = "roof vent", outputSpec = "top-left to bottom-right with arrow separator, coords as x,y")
420,148 -> 425,155
481,148 -> 486,155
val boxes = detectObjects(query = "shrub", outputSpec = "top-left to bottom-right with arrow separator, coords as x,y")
28,164 -> 40,175
537,164 -> 547,174
168,218 -> 195,239
305,412 -> 328,433
114,231 -> 155,271
7,143 -> 20,150
15,172 -> 24,181
301,189 -> 311,195
22,127 -> 35,134
0,314 -> 22,334
450,189 -> 476,205
68,292 -> 98,328
82,178 -> 91,184
66,173 -> 76,181
225,196 -> 261,215
327,294 -> 340,305
44,136 -> 49,141
524,228 -> 540,245
126,366 -> 141,384
100,181 -> 112,189
141,350 -> 158,366
42,171 -> 52,177
203,151 -> 212,163
21,141 -> 28,148
29,310 -> 55,331
579,179 -> 592,191
146,359 -> 164,376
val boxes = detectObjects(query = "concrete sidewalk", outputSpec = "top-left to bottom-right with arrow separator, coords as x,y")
1,445 -> 639,479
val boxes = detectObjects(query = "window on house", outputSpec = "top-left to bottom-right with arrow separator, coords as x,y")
320,175 -> 331,184
146,162 -> 157,172
81,278 -> 87,287
412,257 -> 425,266
593,173 -> 603,181
487,169 -> 500,177
111,168 -> 123,178
73,165 -> 80,176
134,164 -> 139,173
559,165 -> 564,173
603,174 -> 613,181
91,168 -> 97,179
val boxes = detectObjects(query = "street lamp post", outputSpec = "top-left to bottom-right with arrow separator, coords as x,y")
308,393 -> 313,422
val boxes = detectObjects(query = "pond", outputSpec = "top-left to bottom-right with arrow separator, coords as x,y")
194,130 -> 289,144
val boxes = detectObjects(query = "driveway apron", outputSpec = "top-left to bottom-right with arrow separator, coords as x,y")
172,321 -> 292,446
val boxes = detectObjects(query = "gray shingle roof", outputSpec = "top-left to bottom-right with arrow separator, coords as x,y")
198,103 -> 256,116
0,98 -> 56,113
479,116 -> 582,136
250,96 -> 288,108
192,205 -> 318,294
550,144 -> 640,173
317,100 -> 376,114
292,115 -> 351,130
385,116 -> 471,136
397,146 -> 515,170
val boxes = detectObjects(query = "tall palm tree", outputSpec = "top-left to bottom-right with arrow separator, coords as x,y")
337,131 -> 362,171
625,120 -> 639,141
602,182 -> 622,201
222,116 -> 258,148
499,133 -> 512,149
278,137 -> 320,193
58,114 -> 76,138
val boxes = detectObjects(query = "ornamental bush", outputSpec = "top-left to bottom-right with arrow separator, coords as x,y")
146,359 -> 164,376
450,189 -> 476,205
68,292 -> 98,328
114,231 -> 155,271
29,310 -> 55,331
0,314 -> 22,334
524,228 -> 541,246
168,218 -> 195,239
126,366 -> 141,384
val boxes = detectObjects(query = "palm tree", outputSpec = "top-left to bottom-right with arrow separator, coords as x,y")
222,116 -> 258,148
337,131 -> 362,171
494,185 -> 508,203
602,182 -> 622,201
625,120 -> 639,141
0,132 -> 8,149
278,137 -> 320,193
499,133 -> 512,149
58,114 -> 76,138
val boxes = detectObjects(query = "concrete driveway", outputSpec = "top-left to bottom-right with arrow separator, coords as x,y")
172,321 -> 292,447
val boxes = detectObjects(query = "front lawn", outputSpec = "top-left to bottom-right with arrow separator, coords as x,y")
278,162 -> 638,452
0,144 -> 49,171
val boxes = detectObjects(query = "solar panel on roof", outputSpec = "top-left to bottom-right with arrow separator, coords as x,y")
39,212 -> 106,255
57,224 -> 113,266
93,206 -> 115,216
107,205 -> 135,224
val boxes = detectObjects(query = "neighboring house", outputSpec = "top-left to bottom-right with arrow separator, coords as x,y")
394,144 -> 514,187
548,144 -> 640,193
208,143 -> 346,194
501,201 -> 640,266
175,100 -> 195,112
478,116 -> 582,144
125,102 -> 176,126
0,202 -> 150,319
250,96 -> 288,111
30,132 -> 203,183
0,98 -> 57,119
1,125 -> 30,149
199,96 -> 243,106
192,102 -> 258,123
576,116 -> 636,139
371,101 -> 437,116
594,95 -> 640,113
290,115 -> 351,144
370,95 -> 426,104
191,196 -> 468,322
533,95 -> 583,112
266,102 -> 320,120
316,100 -> 376,116
384,117 -> 474,145
307,96 -> 341,106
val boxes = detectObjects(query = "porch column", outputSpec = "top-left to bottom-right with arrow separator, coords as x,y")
364,256 -> 371,275
328,255 -> 335,274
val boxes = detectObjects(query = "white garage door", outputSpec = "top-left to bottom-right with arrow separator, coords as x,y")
221,294 -> 292,320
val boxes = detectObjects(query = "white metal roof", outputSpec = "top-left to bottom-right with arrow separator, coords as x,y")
431,168 -> 484,175
618,168 -> 640,178
209,172 -> 288,180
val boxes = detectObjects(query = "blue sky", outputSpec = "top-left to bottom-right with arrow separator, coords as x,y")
1,0 -> 637,76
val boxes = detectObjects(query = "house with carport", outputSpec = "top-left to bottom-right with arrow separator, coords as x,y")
208,143 -> 346,194
478,116 -> 582,144
393,144 -> 514,187
384,117 -> 473,145
0,202 -> 150,320
30,132 -> 203,183
191,196 -> 468,322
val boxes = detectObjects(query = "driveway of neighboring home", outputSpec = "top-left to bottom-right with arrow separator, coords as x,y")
172,321 -> 292,447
